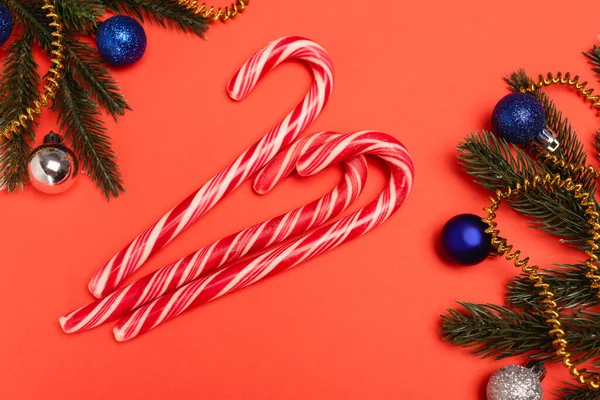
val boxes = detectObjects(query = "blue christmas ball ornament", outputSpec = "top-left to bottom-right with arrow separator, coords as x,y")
96,16 -> 146,67
441,214 -> 492,266
0,3 -> 14,47
491,92 -> 546,145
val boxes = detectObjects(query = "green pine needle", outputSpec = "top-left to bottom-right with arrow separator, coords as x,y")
583,44 -> 600,170
507,265 -> 600,312
458,132 -> 589,243
102,0 -> 209,36
448,66 -> 600,398
63,36 -> 131,120
5,0 -> 53,50
555,384 -> 600,400
505,70 -> 595,192
441,303 -> 600,363
53,69 -> 125,199
55,0 -> 104,32
0,34 -> 40,192
583,44 -> 600,82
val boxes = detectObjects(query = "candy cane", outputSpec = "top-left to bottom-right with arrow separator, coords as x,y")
60,132 -> 368,333
113,130 -> 414,342
88,36 -> 334,299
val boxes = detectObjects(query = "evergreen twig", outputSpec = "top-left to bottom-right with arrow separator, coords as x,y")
556,383 -> 600,400
507,265 -> 600,312
55,0 -> 104,32
102,0 -> 209,36
5,0 -> 52,50
63,36 -> 130,120
441,303 -> 600,364
53,69 -> 124,199
583,43 -> 600,167
505,70 -> 595,192
458,132 -> 589,243
0,34 -> 40,191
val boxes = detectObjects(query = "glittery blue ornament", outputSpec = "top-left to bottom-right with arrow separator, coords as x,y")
0,3 -> 14,47
491,92 -> 546,145
96,16 -> 146,67
441,214 -> 491,266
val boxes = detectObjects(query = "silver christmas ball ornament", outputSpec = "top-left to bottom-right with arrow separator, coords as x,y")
28,132 -> 78,194
487,362 -> 545,400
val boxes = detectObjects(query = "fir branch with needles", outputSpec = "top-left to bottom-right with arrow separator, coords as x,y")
63,36 -> 130,120
0,33 -> 40,191
441,303 -> 600,364
457,132 -> 591,244
5,0 -> 52,50
507,265 -> 600,312
102,0 -> 209,36
53,68 -> 125,199
556,384 -> 600,400
55,0 -> 104,32
0,0 -> 211,198
583,44 -> 600,167
444,49 -> 600,398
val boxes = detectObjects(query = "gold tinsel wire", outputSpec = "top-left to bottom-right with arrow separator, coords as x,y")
0,0 -> 65,141
483,72 -> 600,389
483,170 -> 600,390
177,0 -> 249,22
521,71 -> 600,115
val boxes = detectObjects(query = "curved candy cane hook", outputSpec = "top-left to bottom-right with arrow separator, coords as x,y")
61,132 -> 367,333
112,131 -> 414,342
88,37 -> 335,299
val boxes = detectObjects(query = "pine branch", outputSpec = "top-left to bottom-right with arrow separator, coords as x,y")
53,69 -> 125,199
9,1 -> 129,120
505,70 -> 596,193
101,0 -> 209,36
63,36 -> 130,120
507,265 -> 600,312
584,44 -> 600,83
55,0 -> 104,32
0,34 -> 40,191
6,0 -> 52,50
441,303 -> 600,363
458,132 -> 590,243
583,45 -> 600,167
556,384 -> 600,400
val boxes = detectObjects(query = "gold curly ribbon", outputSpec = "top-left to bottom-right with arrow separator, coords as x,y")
0,0 -> 65,141
482,167 -> 600,390
177,0 -> 249,22
520,71 -> 600,115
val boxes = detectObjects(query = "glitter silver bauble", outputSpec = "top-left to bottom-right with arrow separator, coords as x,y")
28,132 -> 78,194
486,362 -> 545,400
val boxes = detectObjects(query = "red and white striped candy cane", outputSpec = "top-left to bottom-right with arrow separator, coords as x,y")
60,132 -> 368,333
88,36 -> 334,299
113,130 -> 414,342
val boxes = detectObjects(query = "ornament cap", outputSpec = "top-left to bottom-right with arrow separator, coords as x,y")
43,132 -> 63,144
532,128 -> 560,152
525,361 -> 546,381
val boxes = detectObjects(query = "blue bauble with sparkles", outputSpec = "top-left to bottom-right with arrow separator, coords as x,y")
441,214 -> 491,265
491,92 -> 546,145
96,16 -> 146,67
0,3 -> 14,47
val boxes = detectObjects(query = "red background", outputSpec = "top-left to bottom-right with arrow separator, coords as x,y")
2,0 -> 599,398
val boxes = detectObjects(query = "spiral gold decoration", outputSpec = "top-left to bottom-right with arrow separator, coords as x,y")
521,71 -> 600,115
0,0 -> 65,141
177,0 -> 249,22
482,169 -> 600,390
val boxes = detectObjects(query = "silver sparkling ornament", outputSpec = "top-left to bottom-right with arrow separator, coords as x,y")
28,132 -> 78,194
487,362 -> 545,400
